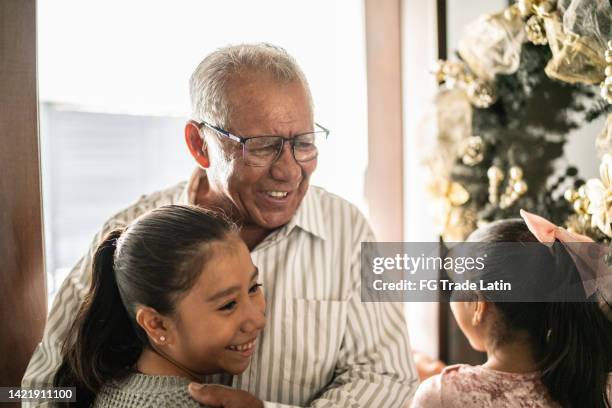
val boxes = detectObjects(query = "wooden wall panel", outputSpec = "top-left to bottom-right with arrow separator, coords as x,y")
364,0 -> 404,241
0,0 -> 47,390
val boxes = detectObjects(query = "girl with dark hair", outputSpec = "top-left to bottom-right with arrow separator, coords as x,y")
54,205 -> 266,407
412,210 -> 612,408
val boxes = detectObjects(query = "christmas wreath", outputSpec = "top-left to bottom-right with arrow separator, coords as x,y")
425,0 -> 611,243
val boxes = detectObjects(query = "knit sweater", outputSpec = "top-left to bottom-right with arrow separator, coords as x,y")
93,373 -> 202,407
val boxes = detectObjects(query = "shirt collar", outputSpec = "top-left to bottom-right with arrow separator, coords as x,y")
185,168 -> 327,240
284,186 -> 328,241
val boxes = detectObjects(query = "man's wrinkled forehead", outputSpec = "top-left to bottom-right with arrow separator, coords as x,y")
224,73 -> 314,133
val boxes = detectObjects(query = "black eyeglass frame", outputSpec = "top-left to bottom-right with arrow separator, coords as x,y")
196,120 -> 330,167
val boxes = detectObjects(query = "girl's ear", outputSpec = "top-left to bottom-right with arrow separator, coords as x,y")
185,121 -> 210,169
472,299 -> 488,326
135,306 -> 175,346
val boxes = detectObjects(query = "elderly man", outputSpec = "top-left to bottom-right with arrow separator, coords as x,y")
23,43 -> 418,407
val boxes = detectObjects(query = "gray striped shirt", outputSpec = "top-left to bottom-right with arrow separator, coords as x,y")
22,169 -> 419,407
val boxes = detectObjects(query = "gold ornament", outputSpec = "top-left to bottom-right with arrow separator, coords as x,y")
444,180 -> 470,207
526,15 -> 548,45
498,165 -> 529,209
432,60 -> 496,108
461,136 -> 485,166
566,184 -> 592,229
431,60 -> 445,83
564,188 -> 579,203
584,153 -> 612,238
514,179 -> 528,195
574,197 -> 591,215
428,179 -> 472,241
508,166 -> 523,180
467,80 -> 496,108
574,185 -> 592,216
428,179 -> 470,222
432,60 -> 463,85
487,166 -> 504,205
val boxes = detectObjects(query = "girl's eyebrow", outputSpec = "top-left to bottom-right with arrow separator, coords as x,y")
206,267 -> 259,302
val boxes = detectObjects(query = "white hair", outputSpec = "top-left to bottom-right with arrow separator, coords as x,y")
189,43 -> 313,128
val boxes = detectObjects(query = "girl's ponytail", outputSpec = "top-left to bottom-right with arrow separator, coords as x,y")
54,229 -> 142,407
536,245 -> 612,408
469,218 -> 612,407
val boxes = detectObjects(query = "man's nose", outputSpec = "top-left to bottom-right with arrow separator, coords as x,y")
269,141 -> 302,182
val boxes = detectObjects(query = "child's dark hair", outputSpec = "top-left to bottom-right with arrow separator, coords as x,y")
468,219 -> 612,408
53,205 -> 237,407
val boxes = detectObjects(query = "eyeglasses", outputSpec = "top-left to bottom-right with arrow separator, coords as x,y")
197,120 -> 329,167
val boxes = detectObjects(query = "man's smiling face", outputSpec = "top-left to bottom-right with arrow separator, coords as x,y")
205,73 -> 316,230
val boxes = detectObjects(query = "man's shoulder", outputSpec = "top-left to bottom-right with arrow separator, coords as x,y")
102,180 -> 188,230
308,185 -> 364,217
306,186 -> 372,238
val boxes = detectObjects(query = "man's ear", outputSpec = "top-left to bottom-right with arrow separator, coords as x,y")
135,306 -> 175,346
185,121 -> 210,169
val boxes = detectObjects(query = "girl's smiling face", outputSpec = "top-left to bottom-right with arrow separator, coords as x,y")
166,235 -> 266,375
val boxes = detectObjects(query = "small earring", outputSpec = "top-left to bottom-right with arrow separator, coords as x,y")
159,336 -> 166,342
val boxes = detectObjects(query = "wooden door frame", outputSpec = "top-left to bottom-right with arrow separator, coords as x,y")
364,0 -> 404,242
0,0 -> 47,389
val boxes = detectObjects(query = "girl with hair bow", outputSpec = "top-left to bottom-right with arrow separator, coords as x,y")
412,210 -> 612,408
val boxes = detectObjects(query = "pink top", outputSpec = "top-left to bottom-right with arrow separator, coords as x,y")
411,364 -> 612,408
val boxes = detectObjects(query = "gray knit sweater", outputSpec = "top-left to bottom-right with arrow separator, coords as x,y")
93,373 -> 202,407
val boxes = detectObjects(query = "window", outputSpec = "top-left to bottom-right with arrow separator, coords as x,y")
38,0 -> 368,305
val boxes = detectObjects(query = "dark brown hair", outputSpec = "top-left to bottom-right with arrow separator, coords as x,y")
470,219 -> 612,408
54,205 -> 236,407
